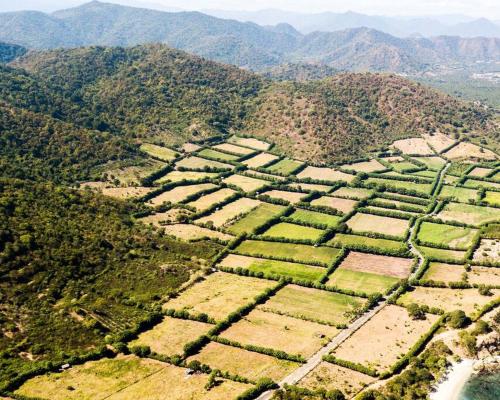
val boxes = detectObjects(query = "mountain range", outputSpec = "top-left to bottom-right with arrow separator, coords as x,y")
0,1 -> 499,73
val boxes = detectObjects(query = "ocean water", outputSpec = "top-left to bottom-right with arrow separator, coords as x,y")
458,372 -> 500,400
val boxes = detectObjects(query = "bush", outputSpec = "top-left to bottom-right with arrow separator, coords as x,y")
447,310 -> 469,329
407,303 -> 426,320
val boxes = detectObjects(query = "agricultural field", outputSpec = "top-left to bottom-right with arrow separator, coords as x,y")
227,203 -> 286,235
162,224 -> 233,241
390,160 -> 419,172
140,143 -> 178,161
155,170 -> 219,184
195,197 -> 261,227
198,148 -> 240,162
16,356 -> 251,400
219,254 -> 326,282
99,186 -> 154,200
103,159 -> 166,185
337,252 -> 412,279
187,342 -> 299,381
331,305 -> 438,371
175,156 -> 233,170
259,285 -> 366,326
220,309 -> 339,358
265,158 -> 304,175
346,213 -> 409,238
422,262 -> 500,286
163,272 -> 275,321
341,159 -> 386,173
413,156 -> 446,170
398,287 -> 500,316
417,222 -> 478,250
228,136 -> 271,151
242,152 -> 279,168
392,138 -> 433,155
311,196 -> 357,213
261,222 -> 325,241
186,188 -> 236,211
299,362 -> 376,398
213,143 -> 255,155
288,182 -> 332,193
417,246 -> 466,262
469,167 -> 494,178
484,191 -> 500,206
130,316 -> 212,356
439,185 -> 478,202
443,142 -> 497,161
147,183 -> 217,206
139,208 -> 192,227
223,174 -> 268,192
364,177 -> 433,195
235,240 -> 341,266
262,189 -> 308,204
297,166 -> 355,183
331,186 -> 373,200
288,209 -> 342,228
464,178 -> 500,190
437,202 -> 500,226
327,234 -> 407,253
421,132 -> 456,153
473,239 -> 500,264
327,269 -> 401,295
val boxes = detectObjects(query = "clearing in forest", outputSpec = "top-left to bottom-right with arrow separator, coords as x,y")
220,309 -> 339,358
163,272 -> 275,321
331,305 -> 438,371
139,208 -> 192,227
346,213 -> 409,238
99,186 -> 155,200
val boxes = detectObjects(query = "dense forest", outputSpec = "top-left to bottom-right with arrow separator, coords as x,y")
0,179 -> 221,388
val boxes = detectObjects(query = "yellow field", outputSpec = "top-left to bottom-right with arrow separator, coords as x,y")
148,183 -> 217,206
130,316 -> 212,356
423,262 -> 500,286
162,224 -> 233,241
398,287 -> 500,315
331,187 -> 373,200
100,186 -> 155,200
392,138 -> 433,155
213,143 -> 255,155
163,272 -> 275,321
139,208 -> 192,227
155,170 -> 219,184
196,197 -> 261,227
346,213 -> 409,237
331,305 -> 438,371
342,159 -> 386,173
243,153 -> 280,168
311,196 -> 357,213
187,342 -> 300,381
262,189 -> 308,204
140,143 -> 178,161
229,136 -> 271,151
288,183 -> 332,193
299,361 -> 376,398
297,166 -> 355,183
444,142 -> 497,161
16,355 -> 249,400
223,174 -> 268,192
220,309 -> 339,358
175,156 -> 234,170
186,188 -> 236,211
421,132 -> 456,153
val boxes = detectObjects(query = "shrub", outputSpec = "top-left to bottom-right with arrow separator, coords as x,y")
407,303 -> 426,320
447,310 -> 470,329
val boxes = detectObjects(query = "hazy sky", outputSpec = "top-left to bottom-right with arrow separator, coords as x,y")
0,0 -> 499,19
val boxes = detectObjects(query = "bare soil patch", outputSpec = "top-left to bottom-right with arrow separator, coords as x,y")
392,138 -> 433,155
473,238 -> 500,263
422,132 -> 456,153
444,142 -> 497,161
346,213 -> 409,237
162,224 -> 233,241
338,251 -> 413,279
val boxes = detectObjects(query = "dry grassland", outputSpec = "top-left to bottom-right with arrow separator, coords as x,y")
186,188 -> 236,211
444,142 -> 497,161
311,196 -> 358,213
213,143 -> 255,155
288,183 -> 333,193
148,183 -> 217,206
162,224 -> 233,241
243,153 -> 279,168
223,174 -> 268,192
469,167 -> 494,178
331,187 -> 373,200
297,166 -> 355,183
220,309 -> 339,358
346,213 -> 409,237
163,272 -> 275,321
155,170 -> 219,184
424,262 -> 500,286
262,189 -> 308,204
196,197 -> 261,227
338,252 -> 413,279
342,159 -> 386,173
175,156 -> 234,170
473,239 -> 500,263
392,138 -> 433,155
422,132 -> 456,153
104,159 -> 166,185
130,316 -> 212,356
229,136 -> 271,151
139,208 -> 192,227
187,342 -> 300,381
437,202 -> 500,226
299,361 -> 376,397
182,143 -> 201,153
101,186 -> 155,199
331,305 -> 438,371
398,287 -> 500,315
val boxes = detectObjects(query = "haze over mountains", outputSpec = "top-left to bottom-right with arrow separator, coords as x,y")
0,1 -> 499,74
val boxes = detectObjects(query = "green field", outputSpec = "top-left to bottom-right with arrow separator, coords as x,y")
327,234 -> 407,253
234,256 -> 326,282
365,177 -> 433,195
235,240 -> 340,266
228,203 -> 286,235
140,143 -> 178,161
390,161 -> 419,172
331,187 -> 373,200
327,269 -> 399,295
464,179 -> 500,191
289,209 -> 342,228
411,170 -> 438,179
198,148 -> 240,161
439,185 -> 478,203
484,191 -> 500,206
417,222 -> 478,250
261,222 -> 324,241
265,158 -> 304,175
417,246 -> 466,262
413,157 -> 446,171
438,202 -> 500,226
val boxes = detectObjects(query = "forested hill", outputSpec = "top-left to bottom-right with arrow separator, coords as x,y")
0,43 -> 493,179
0,42 -> 26,63
0,1 -> 499,73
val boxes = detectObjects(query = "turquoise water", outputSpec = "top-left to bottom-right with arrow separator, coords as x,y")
459,372 -> 500,400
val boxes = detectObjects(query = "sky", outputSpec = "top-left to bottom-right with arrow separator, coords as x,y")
0,0 -> 499,19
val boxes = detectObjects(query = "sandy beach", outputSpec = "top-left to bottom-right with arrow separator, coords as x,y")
430,359 -> 475,400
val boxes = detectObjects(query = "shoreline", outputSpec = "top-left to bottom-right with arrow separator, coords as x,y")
430,356 -> 500,400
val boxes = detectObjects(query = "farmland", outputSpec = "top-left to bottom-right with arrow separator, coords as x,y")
7,134 -> 500,400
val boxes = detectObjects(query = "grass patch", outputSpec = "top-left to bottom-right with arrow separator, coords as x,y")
346,213 -> 409,238
289,209 -> 342,228
417,246 -> 466,262
266,158 -> 304,175
261,222 -> 325,241
439,185 -> 478,203
365,177 -> 433,194
198,148 -> 240,162
228,203 -> 286,235
327,269 -> 399,295
140,143 -> 178,161
328,234 -> 406,253
418,222 -> 478,250
437,202 -> 500,226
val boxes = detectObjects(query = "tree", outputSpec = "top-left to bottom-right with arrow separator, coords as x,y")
447,310 -> 469,329
407,303 -> 426,320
